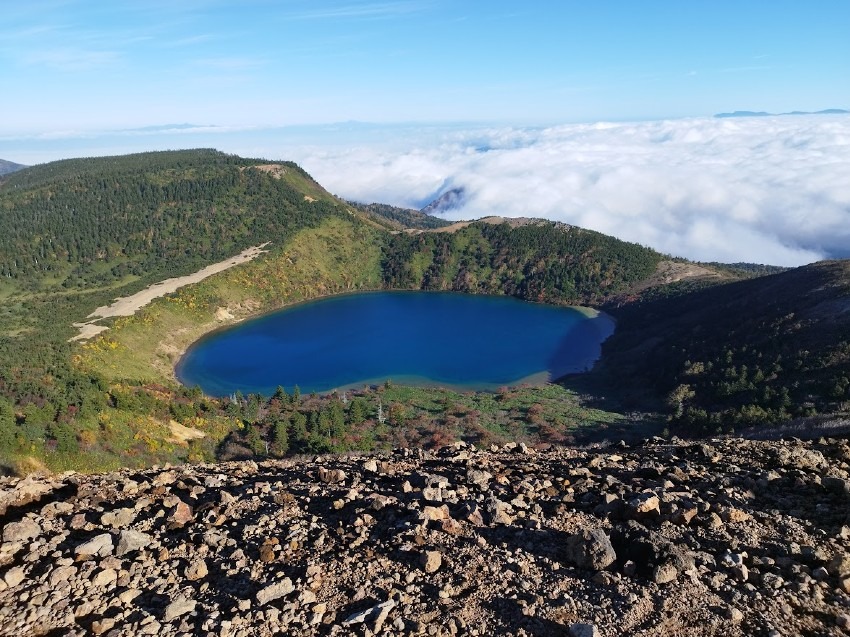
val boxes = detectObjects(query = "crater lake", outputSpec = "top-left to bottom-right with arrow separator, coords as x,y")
176,291 -> 615,396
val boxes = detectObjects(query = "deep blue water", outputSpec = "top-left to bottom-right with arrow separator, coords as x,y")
176,291 -> 614,396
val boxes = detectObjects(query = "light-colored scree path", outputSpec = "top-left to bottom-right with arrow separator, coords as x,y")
69,243 -> 270,342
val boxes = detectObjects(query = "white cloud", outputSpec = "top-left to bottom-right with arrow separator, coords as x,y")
2,115 -> 846,267
289,116 -> 850,266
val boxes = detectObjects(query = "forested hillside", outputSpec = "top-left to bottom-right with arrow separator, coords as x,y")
595,260 -> 850,434
382,220 -> 663,305
346,201 -> 451,230
0,149 -> 339,290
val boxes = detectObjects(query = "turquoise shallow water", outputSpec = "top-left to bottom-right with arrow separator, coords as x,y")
176,291 -> 614,396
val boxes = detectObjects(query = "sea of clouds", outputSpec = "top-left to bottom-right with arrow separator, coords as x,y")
289,115 -> 850,267
3,114 -> 848,267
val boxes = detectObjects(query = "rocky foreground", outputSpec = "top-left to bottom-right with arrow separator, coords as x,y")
1,438 -> 850,637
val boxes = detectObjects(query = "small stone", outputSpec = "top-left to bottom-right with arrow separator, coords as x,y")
138,620 -> 161,635
3,566 -> 25,588
628,493 -> 661,518
342,599 -> 396,627
564,529 -> 617,571
421,505 -> 450,521
116,530 -> 152,557
91,568 -> 117,587
592,571 -> 615,586
672,504 -> 698,525
466,470 -> 492,489
836,613 -> 850,629
318,467 -> 346,483
49,565 -> 77,586
101,508 -> 136,528
463,503 -> 485,526
153,470 -> 177,486
439,518 -> 463,535
300,589 -> 317,604
569,622 -> 600,637
91,618 -> 116,635
420,550 -> 442,573
706,512 -> 724,529
119,588 -> 142,604
168,501 -> 193,527
373,600 -> 396,631
256,578 -> 295,605
652,563 -> 678,584
828,555 -> 850,578
2,518 -> 40,544
725,607 -> 744,623
75,533 -> 114,558
185,558 -> 208,581
421,486 -> 443,502
839,577 -> 850,595
163,597 -> 196,622
362,459 -> 379,473
483,495 -> 514,525
721,507 -> 751,523
762,572 -> 784,589
823,476 -> 850,494
259,544 -> 275,563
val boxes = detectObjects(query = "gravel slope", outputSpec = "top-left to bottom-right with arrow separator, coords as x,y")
1,437 -> 849,636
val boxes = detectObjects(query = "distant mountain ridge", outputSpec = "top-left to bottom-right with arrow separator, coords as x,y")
421,186 -> 467,215
0,159 -> 26,176
715,108 -> 848,118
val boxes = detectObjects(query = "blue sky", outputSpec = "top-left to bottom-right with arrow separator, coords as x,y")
2,0 -> 848,133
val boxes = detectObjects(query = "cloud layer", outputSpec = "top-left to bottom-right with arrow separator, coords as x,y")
292,116 -> 850,266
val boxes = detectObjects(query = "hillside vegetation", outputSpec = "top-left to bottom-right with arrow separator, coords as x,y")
596,260 -> 850,435
0,149 -> 339,290
382,221 -> 663,305
1,148 -> 847,474
346,201 -> 452,231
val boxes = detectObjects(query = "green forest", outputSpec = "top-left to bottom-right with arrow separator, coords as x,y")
381,221 -> 663,304
0,149 -> 847,474
597,260 -> 850,435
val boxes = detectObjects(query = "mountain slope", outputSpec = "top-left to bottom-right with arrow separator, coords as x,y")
381,219 -> 665,305
0,159 -> 26,176
0,149 -> 343,290
594,260 -> 850,433
714,108 -> 849,118
347,201 -> 451,230
2,436 -> 848,636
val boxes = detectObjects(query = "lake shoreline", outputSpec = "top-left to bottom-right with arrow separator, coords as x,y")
176,291 -> 617,398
